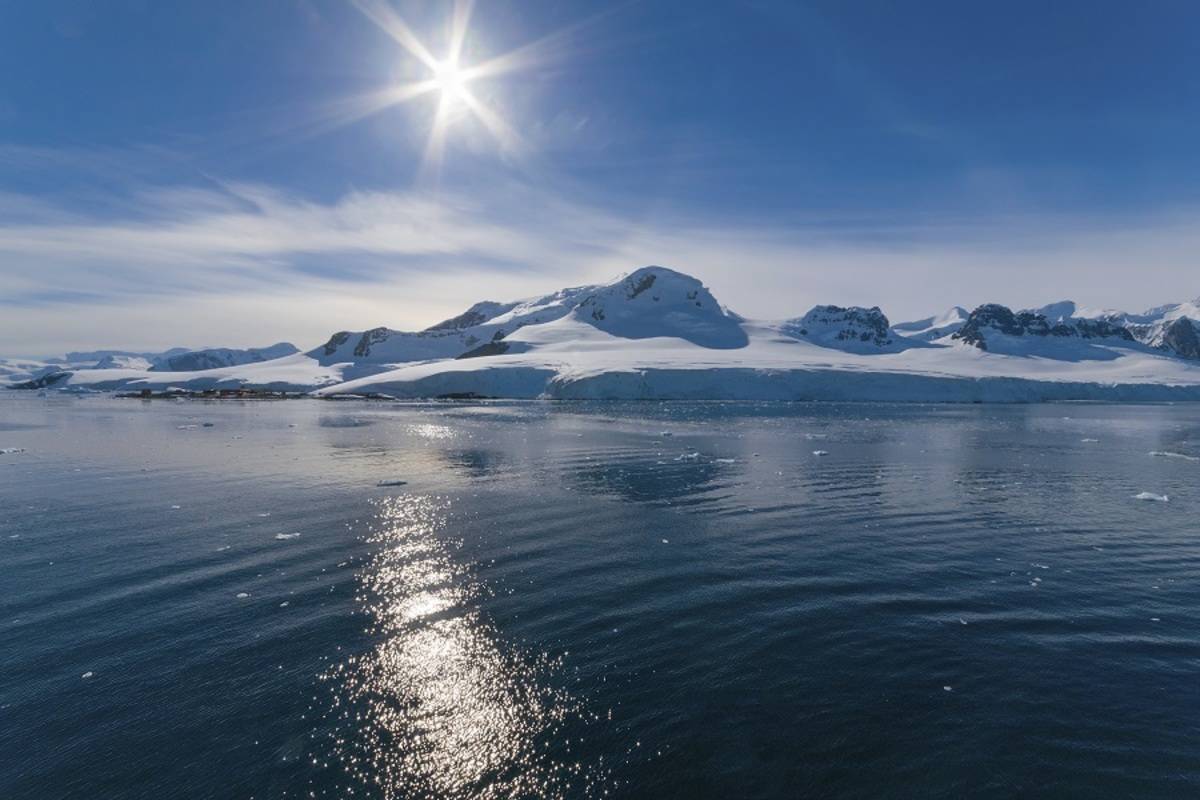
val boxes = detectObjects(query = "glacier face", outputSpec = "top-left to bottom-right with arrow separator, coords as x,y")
6,267 -> 1200,401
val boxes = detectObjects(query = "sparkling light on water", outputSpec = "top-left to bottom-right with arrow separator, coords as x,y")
315,495 -> 606,798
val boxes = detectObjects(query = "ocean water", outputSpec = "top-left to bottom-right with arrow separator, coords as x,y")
2,394 -> 1199,799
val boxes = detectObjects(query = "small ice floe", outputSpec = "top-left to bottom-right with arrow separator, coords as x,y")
959,618 -> 968,626
1149,451 -> 1199,462
812,450 -> 829,456
257,512 -> 271,518
236,592 -> 250,599
176,424 -> 199,430
1133,492 -> 1169,502
943,685 -> 953,692
661,538 -> 669,544
714,458 -> 736,464
674,452 -> 701,462
279,601 -> 290,608
81,671 -> 94,680
216,545 -> 231,552
170,504 -> 182,510
0,447 -> 25,455
1150,617 -> 1161,622
376,480 -> 408,487
1080,438 -> 1099,443
274,533 -> 301,541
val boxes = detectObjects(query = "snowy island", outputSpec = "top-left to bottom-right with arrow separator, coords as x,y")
5,266 -> 1200,402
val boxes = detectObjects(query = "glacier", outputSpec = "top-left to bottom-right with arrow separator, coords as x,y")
5,266 -> 1200,402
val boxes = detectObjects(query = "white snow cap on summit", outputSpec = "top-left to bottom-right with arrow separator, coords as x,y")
571,266 -> 748,348
1024,300 -> 1077,322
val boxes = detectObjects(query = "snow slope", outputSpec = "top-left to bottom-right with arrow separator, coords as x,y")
7,267 -> 1200,401
892,307 -> 969,342
151,342 -> 299,371
311,285 -> 596,365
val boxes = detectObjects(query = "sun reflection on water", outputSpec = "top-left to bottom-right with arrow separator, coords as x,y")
315,495 -> 606,798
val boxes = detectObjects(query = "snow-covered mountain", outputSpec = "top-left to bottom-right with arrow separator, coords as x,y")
6,268 -> 1200,401
312,285 -> 596,365
570,267 -> 747,348
150,343 -> 299,371
0,342 -> 301,387
0,358 -> 65,385
951,304 -> 1134,355
1091,299 -> 1200,359
780,305 -> 909,352
1000,297 -> 1200,360
66,348 -> 190,365
892,307 -> 969,342
94,354 -> 155,370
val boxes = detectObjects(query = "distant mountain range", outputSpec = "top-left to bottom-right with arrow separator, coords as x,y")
1,343 -> 298,384
4,267 -> 1200,401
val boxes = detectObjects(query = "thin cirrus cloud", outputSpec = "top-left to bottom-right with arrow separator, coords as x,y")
1,171 -> 1199,357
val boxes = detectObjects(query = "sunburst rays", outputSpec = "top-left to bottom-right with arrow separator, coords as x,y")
347,0 -> 525,178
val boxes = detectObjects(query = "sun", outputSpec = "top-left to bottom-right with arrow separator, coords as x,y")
346,0 -> 548,175
432,59 -> 470,105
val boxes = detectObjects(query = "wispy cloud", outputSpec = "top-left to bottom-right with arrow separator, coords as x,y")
1,168 -> 1198,357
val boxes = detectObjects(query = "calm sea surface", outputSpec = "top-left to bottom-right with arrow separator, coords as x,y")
2,394 -> 1199,798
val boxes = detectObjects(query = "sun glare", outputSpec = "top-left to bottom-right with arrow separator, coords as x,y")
348,0 -> 535,175
432,59 -> 469,104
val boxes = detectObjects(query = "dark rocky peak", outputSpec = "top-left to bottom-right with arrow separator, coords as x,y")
1162,317 -> 1200,360
953,304 -> 1133,351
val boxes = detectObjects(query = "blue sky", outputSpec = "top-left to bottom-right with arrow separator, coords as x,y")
2,0 -> 1199,355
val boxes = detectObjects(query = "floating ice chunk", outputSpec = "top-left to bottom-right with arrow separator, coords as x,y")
257,512 -> 271,517
176,424 -> 198,430
1149,451 -> 1199,462
0,447 -> 25,455
279,601 -> 290,608
812,450 -> 829,456
674,452 -> 701,462
216,545 -> 231,552
1080,438 -> 1099,443
1150,617 -> 1161,622
81,671 -> 94,680
943,686 -> 953,692
236,592 -> 250,599
1133,492 -> 1169,502
170,505 -> 181,510
275,533 -> 301,540
661,538 -> 669,544
376,480 -> 408,487
714,458 -> 736,464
